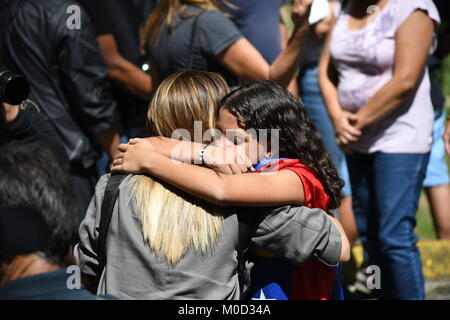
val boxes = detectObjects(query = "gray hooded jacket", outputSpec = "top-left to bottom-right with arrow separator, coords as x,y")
76,174 -> 342,300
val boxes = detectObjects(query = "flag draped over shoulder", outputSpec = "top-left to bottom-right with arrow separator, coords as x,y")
250,158 -> 344,300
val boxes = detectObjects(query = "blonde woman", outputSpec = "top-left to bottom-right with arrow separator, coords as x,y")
76,71 -> 346,300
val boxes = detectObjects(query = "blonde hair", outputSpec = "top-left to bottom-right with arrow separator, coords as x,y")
144,0 -> 236,47
131,71 -> 229,265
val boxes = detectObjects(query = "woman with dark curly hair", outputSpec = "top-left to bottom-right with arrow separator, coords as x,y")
112,81 -> 349,299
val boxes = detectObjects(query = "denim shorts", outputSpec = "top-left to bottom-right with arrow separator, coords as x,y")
423,108 -> 450,187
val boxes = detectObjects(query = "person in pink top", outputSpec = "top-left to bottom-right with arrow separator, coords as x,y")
319,0 -> 440,299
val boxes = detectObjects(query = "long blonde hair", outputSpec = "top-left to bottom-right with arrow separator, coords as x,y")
131,71 -> 229,266
144,0 -> 235,47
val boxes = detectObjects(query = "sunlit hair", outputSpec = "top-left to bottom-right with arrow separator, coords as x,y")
144,0 -> 235,47
131,71 -> 229,265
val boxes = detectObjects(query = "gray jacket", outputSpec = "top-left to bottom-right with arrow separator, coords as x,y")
76,174 -> 342,300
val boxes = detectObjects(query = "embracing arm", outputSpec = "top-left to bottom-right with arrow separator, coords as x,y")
112,151 -> 304,207
140,136 -> 213,164
76,175 -> 110,288
354,11 -> 434,130
117,137 -> 253,175
251,205 -> 350,265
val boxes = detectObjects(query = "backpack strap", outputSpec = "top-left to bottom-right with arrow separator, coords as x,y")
95,172 -> 261,298
96,172 -> 127,284
187,11 -> 204,70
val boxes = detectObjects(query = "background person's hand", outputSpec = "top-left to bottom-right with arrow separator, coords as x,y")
291,0 -> 313,29
333,111 -> 362,146
444,119 -> 450,156
1,102 -> 20,123
111,138 -> 155,174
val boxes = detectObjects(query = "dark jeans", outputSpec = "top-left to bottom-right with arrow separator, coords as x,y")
346,152 -> 430,300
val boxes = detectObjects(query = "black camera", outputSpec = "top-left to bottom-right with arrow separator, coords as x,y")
0,68 -> 29,105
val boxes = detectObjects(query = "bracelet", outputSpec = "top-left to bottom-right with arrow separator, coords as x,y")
199,142 -> 214,165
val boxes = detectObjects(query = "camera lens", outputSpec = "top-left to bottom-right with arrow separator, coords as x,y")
0,70 -> 30,105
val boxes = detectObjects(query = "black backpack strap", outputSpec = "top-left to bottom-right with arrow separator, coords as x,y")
187,11 -> 204,70
96,173 -> 127,284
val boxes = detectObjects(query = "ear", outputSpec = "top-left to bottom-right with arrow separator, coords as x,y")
265,151 -> 273,158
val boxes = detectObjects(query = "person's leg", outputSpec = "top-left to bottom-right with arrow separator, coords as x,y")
346,153 -> 379,267
338,196 -> 358,245
299,65 -> 357,243
423,110 -> 450,239
425,185 -> 450,239
372,153 -> 429,300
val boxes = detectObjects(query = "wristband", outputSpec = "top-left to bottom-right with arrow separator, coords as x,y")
199,142 -> 214,165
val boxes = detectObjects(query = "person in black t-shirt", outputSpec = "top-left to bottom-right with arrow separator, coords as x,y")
79,0 -> 159,138
145,0 -> 313,89
134,0 -> 160,25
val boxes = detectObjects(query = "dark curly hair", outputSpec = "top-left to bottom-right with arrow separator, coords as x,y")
221,81 -> 344,210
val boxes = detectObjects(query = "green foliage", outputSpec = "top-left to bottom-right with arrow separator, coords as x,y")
439,55 -> 450,97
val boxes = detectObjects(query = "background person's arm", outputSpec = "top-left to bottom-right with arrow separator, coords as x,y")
318,29 -> 361,146
112,150 -> 305,207
93,126 -> 121,160
312,0 -> 335,39
97,34 -> 156,100
353,11 -> 435,131
280,20 -> 300,98
217,0 -> 312,88
0,102 -> 19,122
